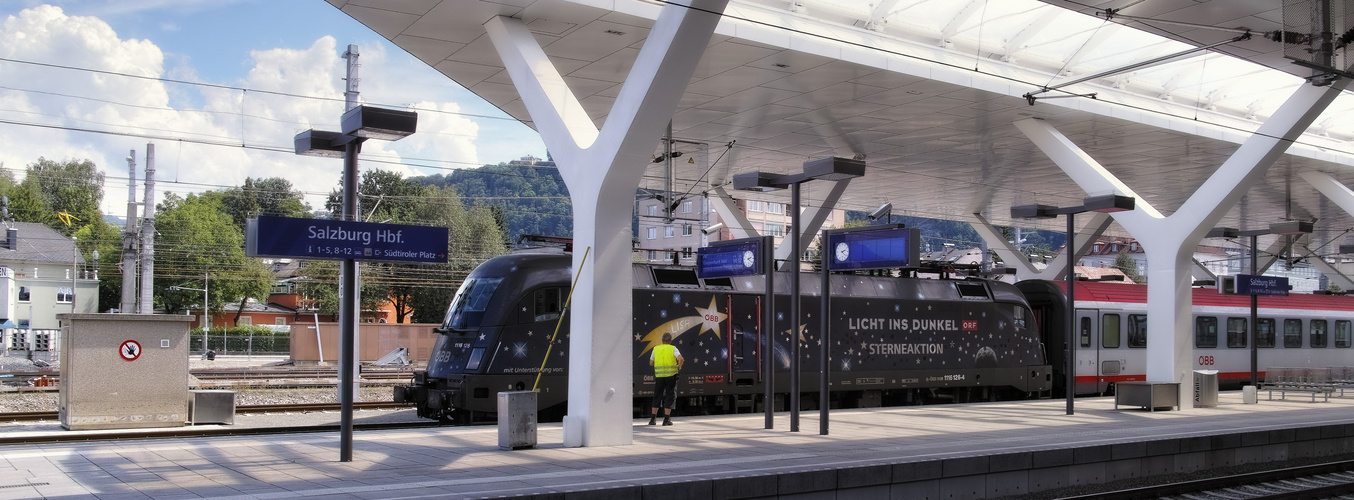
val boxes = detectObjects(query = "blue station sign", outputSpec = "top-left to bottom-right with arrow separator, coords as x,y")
1236,274 -> 1289,296
825,226 -> 921,271
247,215 -> 448,264
696,238 -> 765,279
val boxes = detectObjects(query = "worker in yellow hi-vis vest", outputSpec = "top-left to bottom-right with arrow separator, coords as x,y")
648,332 -> 684,426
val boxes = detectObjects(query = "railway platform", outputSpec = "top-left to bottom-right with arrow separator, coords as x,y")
2,392 -> 1354,499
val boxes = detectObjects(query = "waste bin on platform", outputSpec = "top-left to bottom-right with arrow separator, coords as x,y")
498,391 -> 537,450
1193,370 -> 1218,407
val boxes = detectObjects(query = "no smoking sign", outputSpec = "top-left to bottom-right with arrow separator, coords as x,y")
119,340 -> 141,361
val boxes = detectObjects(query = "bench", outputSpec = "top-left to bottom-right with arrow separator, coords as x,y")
1262,367 -> 1333,403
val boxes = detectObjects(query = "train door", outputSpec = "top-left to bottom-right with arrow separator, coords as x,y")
1098,313 -> 1124,394
1075,309 -> 1097,395
730,295 -> 760,376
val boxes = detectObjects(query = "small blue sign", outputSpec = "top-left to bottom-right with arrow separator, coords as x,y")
697,239 -> 764,279
826,226 -> 921,271
247,215 -> 448,264
1236,274 -> 1289,296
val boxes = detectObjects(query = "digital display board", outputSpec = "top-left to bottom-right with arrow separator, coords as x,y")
1236,274 -> 1289,296
696,238 -> 764,279
825,226 -> 921,271
247,215 -> 448,264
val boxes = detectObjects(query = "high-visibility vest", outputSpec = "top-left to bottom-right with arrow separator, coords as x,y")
653,344 -> 679,377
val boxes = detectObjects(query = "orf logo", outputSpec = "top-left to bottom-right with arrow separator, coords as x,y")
962,320 -> 978,331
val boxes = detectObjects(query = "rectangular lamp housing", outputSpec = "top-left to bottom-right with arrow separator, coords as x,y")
1269,221 -> 1314,235
732,171 -> 788,191
803,157 -> 866,181
294,130 -> 346,158
341,105 -> 418,141
1011,204 -> 1057,219
1082,194 -> 1135,213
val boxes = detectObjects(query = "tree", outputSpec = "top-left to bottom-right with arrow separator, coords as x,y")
210,177 -> 311,232
1113,250 -> 1145,283
153,193 -> 272,316
18,157 -> 104,235
72,221 -> 123,312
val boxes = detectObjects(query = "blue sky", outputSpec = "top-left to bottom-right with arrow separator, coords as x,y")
0,1 -> 547,213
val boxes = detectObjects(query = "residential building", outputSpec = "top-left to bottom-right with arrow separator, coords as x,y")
634,194 -> 847,264
0,222 -> 98,329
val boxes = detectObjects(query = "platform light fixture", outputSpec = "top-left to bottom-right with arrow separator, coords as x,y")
1210,220 -> 1312,388
735,156 -> 866,435
295,104 -> 417,462
1012,193 -> 1136,416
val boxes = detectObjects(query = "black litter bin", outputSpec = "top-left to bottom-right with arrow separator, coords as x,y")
205,350 -> 217,361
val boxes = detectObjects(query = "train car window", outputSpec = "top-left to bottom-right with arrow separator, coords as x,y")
1336,320 -> 1352,348
955,282 -> 989,299
1257,318 -> 1276,348
535,288 -> 563,322
1128,314 -> 1147,348
444,277 -> 504,331
652,268 -> 700,287
1227,318 -> 1247,348
702,277 -> 733,289
1080,317 -> 1092,348
1194,316 -> 1218,348
1013,306 -> 1028,330
465,348 -> 485,371
1310,319 -> 1328,348
1102,314 -> 1121,348
1283,319 -> 1302,348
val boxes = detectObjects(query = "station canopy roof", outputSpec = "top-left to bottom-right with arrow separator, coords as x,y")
329,0 -> 1354,252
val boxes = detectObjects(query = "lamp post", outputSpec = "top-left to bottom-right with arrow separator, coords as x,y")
295,104 -> 417,462
733,157 -> 865,433
1012,194 -> 1135,415
170,278 -> 208,355
1210,221 -> 1312,387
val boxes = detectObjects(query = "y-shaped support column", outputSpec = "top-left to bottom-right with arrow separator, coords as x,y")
709,186 -> 759,239
486,0 -> 728,446
969,212 -> 1111,281
1015,73 -> 1351,409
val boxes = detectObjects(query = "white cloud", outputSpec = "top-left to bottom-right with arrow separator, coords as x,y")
0,4 -> 520,217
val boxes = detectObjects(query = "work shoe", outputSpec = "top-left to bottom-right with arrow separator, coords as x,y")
647,417 -> 656,425
662,417 -> 672,426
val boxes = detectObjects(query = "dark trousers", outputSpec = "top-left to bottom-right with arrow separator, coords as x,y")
651,375 -> 678,410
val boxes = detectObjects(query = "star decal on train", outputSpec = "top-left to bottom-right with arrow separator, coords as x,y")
638,297 -> 727,356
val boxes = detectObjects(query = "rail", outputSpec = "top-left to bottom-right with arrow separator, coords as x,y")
1059,459 -> 1354,500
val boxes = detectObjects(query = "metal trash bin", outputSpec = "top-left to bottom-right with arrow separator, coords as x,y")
498,391 -> 537,450
189,390 -> 236,425
1193,370 -> 1219,408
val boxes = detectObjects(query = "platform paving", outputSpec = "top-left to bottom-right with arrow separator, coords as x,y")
1,392 -> 1353,499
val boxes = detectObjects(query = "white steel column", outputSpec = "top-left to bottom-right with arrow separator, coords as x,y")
774,179 -> 851,270
485,0 -> 727,447
709,186 -> 759,239
1014,74 -> 1350,409
1297,170 -> 1354,289
969,212 -> 1110,281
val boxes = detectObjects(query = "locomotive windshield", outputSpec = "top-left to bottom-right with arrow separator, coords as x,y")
443,277 -> 503,331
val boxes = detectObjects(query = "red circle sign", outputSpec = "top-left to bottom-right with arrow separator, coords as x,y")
119,340 -> 141,361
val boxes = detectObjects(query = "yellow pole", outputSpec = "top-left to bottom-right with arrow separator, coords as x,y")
533,246 -> 590,391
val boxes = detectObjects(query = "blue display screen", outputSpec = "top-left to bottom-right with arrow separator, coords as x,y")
826,227 -> 921,271
697,240 -> 763,278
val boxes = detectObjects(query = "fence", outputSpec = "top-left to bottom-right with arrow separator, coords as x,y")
188,334 -> 291,355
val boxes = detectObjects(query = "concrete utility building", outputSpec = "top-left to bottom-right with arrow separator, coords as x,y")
330,0 -> 1354,446
0,222 -> 97,330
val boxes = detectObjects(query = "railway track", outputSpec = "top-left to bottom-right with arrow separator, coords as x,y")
0,401 -> 414,423
1062,459 -> 1354,500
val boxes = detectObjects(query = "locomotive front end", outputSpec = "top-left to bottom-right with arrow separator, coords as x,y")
394,253 -> 572,422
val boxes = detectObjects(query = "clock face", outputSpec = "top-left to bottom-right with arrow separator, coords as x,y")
835,242 -> 850,262
742,250 -> 755,267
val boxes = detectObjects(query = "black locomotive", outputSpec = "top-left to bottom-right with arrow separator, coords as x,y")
394,252 -> 1053,422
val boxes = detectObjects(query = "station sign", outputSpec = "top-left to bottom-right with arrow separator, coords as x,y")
1236,274 -> 1289,296
825,225 -> 921,271
696,237 -> 765,279
247,215 -> 448,264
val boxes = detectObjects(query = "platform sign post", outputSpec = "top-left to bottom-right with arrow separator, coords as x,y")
819,225 -> 920,435
697,236 -> 774,429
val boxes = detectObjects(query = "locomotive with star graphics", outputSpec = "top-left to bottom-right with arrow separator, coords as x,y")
395,251 -> 1053,422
